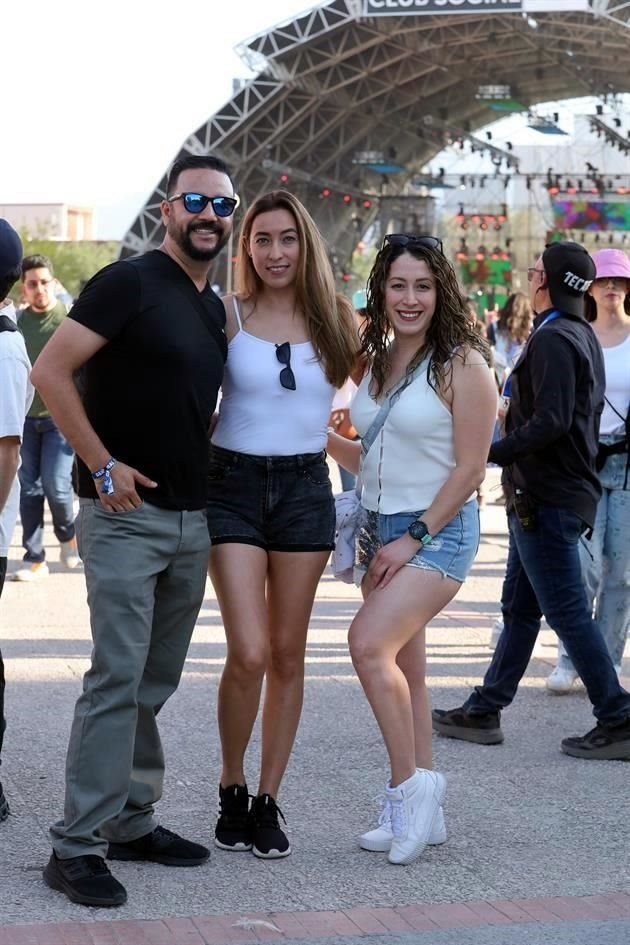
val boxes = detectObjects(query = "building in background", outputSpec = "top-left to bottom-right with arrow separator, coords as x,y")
0,204 -> 95,241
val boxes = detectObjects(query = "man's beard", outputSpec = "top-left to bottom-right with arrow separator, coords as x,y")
172,221 -> 229,261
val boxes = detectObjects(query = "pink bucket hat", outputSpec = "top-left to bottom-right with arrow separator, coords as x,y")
591,248 -> 630,280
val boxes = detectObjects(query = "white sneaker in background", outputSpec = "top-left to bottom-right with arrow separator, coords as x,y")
546,665 -> 582,694
10,562 -> 49,582
359,796 -> 447,852
59,537 -> 80,570
386,769 -> 446,866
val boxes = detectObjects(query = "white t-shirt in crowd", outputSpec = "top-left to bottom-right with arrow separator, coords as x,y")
0,303 -> 34,557
600,333 -> 630,436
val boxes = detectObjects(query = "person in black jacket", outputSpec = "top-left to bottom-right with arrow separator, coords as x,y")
432,241 -> 630,761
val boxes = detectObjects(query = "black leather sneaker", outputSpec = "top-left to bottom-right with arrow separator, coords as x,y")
43,853 -> 127,907
215,783 -> 252,851
561,718 -> 630,760
107,825 -> 209,866
251,794 -> 291,859
432,706 -> 504,745
0,782 -> 9,822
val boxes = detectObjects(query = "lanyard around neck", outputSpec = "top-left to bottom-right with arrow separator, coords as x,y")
502,310 -> 560,399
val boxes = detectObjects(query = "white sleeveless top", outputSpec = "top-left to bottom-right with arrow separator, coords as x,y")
351,361 -> 458,514
600,334 -> 630,436
212,299 -> 335,456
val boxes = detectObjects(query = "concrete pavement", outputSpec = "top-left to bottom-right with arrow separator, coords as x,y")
0,468 -> 628,943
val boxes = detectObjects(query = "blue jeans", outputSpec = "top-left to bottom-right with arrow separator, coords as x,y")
18,416 -> 76,562
464,506 -> 630,725
0,557 -> 6,758
558,446 -> 629,670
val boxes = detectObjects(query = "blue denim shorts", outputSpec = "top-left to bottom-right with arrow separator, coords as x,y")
206,444 -> 335,552
355,499 -> 480,584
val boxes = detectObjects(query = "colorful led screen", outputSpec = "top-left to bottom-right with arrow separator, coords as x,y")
552,200 -> 630,231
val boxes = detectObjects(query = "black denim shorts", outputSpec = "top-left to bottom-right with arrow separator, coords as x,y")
207,444 -> 335,552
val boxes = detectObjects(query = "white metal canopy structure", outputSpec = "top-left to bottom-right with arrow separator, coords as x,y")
120,0 -> 630,268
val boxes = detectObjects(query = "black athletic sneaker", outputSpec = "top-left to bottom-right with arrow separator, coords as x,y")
432,706 -> 504,745
43,852 -> 127,907
561,718 -> 630,760
250,794 -> 291,859
106,825 -> 209,866
0,782 -> 9,822
215,783 -> 252,851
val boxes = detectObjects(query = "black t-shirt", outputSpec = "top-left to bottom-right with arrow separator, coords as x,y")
71,250 -> 227,510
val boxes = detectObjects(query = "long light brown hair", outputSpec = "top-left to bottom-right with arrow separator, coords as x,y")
235,191 -> 357,387
497,292 -> 533,343
363,242 -> 491,397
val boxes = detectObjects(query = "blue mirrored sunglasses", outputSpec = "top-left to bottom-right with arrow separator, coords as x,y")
167,192 -> 240,217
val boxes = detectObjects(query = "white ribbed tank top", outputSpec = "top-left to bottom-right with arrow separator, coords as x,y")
351,361 -> 459,513
212,299 -> 335,456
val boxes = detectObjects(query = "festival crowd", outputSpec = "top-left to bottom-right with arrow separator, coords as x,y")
0,154 -> 628,908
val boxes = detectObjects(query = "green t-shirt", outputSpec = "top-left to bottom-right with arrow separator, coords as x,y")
18,301 -> 67,417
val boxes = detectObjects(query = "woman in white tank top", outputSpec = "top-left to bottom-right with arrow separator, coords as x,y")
549,248 -> 630,693
207,191 -> 357,858
327,235 -> 497,866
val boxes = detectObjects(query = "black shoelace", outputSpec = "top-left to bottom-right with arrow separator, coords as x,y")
253,795 -> 287,829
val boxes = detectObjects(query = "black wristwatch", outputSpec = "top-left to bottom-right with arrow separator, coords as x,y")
408,519 -> 432,546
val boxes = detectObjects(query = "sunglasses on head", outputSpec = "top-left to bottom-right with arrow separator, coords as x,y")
382,234 -> 443,254
167,192 -> 240,217
275,342 -> 296,391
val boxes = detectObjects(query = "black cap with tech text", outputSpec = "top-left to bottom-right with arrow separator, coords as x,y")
541,241 -> 596,318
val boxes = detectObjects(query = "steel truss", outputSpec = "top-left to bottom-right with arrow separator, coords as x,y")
121,0 -> 630,271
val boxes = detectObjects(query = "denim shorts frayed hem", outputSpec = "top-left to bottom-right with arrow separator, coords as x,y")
354,499 -> 480,586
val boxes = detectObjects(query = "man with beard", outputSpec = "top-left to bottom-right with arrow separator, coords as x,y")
31,155 -> 238,907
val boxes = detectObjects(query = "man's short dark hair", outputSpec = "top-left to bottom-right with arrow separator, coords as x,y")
22,254 -> 54,278
0,266 -> 21,301
166,155 -> 233,197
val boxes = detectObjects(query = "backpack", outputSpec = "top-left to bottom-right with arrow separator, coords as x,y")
0,314 -> 18,333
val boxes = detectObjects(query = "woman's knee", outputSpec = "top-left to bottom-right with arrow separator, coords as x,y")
268,643 -> 305,682
348,626 -> 385,673
225,644 -> 268,682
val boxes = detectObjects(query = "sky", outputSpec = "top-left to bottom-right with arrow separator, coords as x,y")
2,1 -> 628,240
1,0 -> 310,237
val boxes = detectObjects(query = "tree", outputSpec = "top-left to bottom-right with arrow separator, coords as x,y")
15,238 -> 119,300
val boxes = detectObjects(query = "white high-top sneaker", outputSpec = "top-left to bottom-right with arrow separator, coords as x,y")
359,797 -> 447,852
386,769 -> 446,866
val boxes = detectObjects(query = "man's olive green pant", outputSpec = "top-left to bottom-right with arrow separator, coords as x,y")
50,500 -> 210,860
